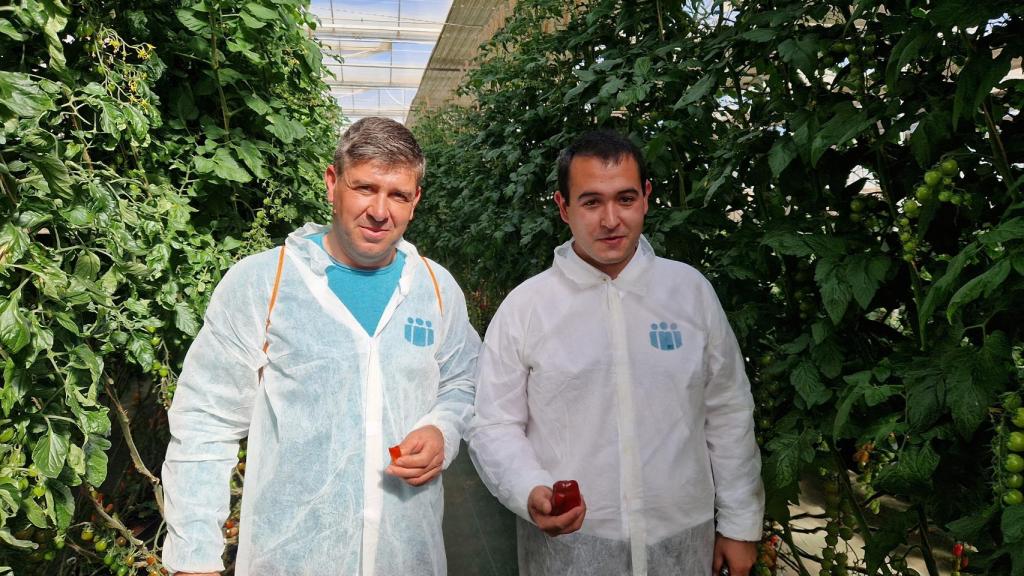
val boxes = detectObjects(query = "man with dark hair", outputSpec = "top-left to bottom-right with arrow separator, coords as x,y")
469,129 -> 763,575
162,117 -> 480,576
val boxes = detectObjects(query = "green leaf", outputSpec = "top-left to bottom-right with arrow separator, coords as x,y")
767,137 -> 797,177
953,52 -> 1011,129
1003,505 -> 1024,543
865,510 -> 916,574
265,114 -> 307,144
212,148 -> 252,183
846,254 -> 890,310
175,8 -> 208,33
0,223 -> 30,269
917,241 -> 981,335
0,71 -> 55,119
31,426 -> 70,478
82,407 -> 110,436
943,351 -> 989,437
23,497 -> 47,528
815,257 -> 852,323
885,25 -> 927,92
833,375 -> 868,438
0,527 -> 37,549
67,444 -> 86,476
791,360 -> 831,407
874,442 -> 939,494
74,251 -> 101,281
25,152 -> 72,198
946,258 -> 1011,322
810,103 -> 874,166
84,436 -> 110,486
243,93 -> 272,115
811,337 -> 842,379
981,218 -> 1024,245
673,73 -> 717,109
174,302 -> 200,337
0,290 -> 31,355
905,373 -> 942,431
126,332 -> 155,369
764,428 -> 817,488
245,2 -> 279,20
0,18 -> 26,41
234,140 -> 268,179
777,36 -> 818,77
947,503 -> 999,542
51,483 -> 73,529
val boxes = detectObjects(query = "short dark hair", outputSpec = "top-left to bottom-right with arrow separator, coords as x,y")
333,117 -> 425,183
556,130 -> 648,203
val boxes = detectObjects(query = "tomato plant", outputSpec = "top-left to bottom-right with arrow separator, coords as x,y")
411,0 -> 1024,574
0,0 -> 341,571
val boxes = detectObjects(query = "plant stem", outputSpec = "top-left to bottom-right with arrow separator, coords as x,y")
833,450 -> 896,576
782,523 -> 813,576
915,505 -> 941,576
103,376 -> 164,515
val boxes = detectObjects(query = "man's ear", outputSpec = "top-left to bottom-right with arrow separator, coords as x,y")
642,179 -> 652,214
324,165 -> 338,204
409,186 -> 423,220
554,190 -> 570,224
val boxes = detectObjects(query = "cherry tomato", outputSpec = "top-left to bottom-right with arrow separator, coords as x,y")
1006,473 -> 1024,489
81,528 -> 94,542
953,543 -> 963,557
924,170 -> 942,188
1003,489 -> 1023,506
940,158 -> 959,177
550,480 -> 581,515
1008,431 -> 1024,452
1012,407 -> 1024,429
1007,454 -> 1024,473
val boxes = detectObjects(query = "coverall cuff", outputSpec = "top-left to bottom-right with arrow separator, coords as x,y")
509,470 -> 557,524
411,413 -> 460,469
715,515 -> 764,543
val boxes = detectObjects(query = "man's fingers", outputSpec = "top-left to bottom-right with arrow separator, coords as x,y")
405,465 -> 442,486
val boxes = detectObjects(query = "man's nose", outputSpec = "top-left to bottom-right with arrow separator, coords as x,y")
600,203 -> 621,229
366,194 -> 388,222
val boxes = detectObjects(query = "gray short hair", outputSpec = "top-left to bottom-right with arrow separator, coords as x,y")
333,117 -> 425,183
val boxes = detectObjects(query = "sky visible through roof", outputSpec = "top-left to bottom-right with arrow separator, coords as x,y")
308,0 -> 454,124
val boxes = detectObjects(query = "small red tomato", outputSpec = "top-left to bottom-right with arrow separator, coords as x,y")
550,480 -> 581,515
953,543 -> 963,557
388,445 -> 402,463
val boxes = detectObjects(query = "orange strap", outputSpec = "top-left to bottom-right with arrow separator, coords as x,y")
420,255 -> 444,318
262,245 -> 287,355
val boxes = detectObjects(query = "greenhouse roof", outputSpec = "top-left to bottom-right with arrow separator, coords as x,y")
406,0 -> 515,126
309,0 -> 455,124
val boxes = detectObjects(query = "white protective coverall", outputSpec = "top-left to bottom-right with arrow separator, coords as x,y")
162,223 -> 479,576
468,236 -> 764,576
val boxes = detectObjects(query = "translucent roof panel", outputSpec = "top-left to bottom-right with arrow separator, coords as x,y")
310,0 -> 454,124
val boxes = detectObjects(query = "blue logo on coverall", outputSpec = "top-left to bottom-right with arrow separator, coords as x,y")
650,322 -> 682,350
405,317 -> 435,346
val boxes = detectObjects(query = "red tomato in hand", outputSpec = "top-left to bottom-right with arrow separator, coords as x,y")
551,480 -> 581,515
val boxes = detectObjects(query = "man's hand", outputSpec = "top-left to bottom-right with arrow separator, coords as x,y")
385,425 -> 444,486
175,573 -> 219,576
527,485 -> 585,536
712,533 -> 757,576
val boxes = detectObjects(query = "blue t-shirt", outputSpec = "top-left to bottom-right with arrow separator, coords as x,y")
309,232 -> 405,336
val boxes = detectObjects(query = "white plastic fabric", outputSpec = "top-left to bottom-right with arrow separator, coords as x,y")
161,223 -> 479,575
468,236 -> 763,575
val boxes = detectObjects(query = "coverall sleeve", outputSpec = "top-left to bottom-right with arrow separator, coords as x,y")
467,301 -> 555,522
161,258 -> 267,574
703,284 -> 765,542
412,270 -> 480,469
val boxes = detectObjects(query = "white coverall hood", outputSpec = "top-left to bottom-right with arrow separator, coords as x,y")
468,236 -> 764,575
162,223 -> 480,576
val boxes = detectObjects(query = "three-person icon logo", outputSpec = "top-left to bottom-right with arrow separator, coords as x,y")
404,317 -> 435,347
649,322 -> 682,350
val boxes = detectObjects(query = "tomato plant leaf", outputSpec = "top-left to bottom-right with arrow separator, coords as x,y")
790,359 -> 831,407
946,258 -> 1011,322
0,290 -> 30,355
84,436 -> 111,486
174,301 -> 200,337
874,442 -> 939,494
953,51 -> 1011,130
31,427 -> 70,479
1003,505 -> 1024,543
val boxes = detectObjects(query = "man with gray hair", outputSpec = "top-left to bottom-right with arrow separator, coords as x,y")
161,117 -> 480,576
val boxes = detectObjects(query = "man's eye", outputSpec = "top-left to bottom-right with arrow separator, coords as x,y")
621,196 -> 636,204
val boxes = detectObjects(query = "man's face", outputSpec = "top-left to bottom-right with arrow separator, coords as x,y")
554,154 -> 650,278
323,159 -> 421,269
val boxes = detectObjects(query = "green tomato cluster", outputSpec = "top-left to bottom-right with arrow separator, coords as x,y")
999,398 -> 1024,506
